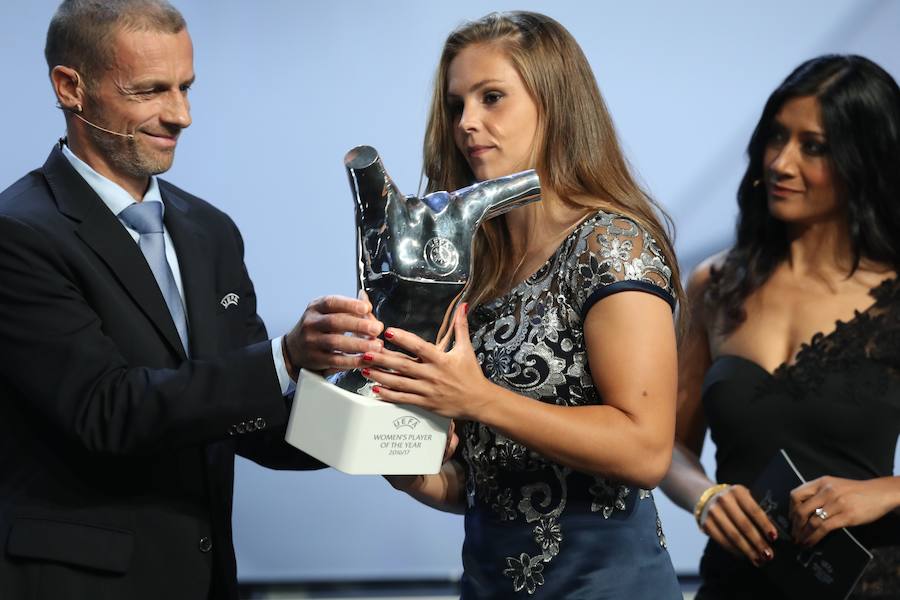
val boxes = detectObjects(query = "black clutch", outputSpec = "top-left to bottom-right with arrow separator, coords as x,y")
750,449 -> 873,600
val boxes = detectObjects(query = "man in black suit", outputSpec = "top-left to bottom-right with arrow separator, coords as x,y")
0,1 -> 384,598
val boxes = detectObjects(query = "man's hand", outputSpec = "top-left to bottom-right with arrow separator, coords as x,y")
283,294 -> 384,378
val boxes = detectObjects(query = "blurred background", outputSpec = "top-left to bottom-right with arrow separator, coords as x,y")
2,1 -> 898,597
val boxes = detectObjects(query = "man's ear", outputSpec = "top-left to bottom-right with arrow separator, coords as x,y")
51,65 -> 85,112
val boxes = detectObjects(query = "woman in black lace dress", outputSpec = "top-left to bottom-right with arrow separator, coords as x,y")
361,11 -> 684,599
661,55 -> 900,599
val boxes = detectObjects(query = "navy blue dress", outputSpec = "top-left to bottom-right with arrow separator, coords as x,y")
458,211 -> 681,598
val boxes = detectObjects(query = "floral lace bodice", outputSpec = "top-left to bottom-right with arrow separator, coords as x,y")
460,210 -> 676,595
767,275 -> 900,400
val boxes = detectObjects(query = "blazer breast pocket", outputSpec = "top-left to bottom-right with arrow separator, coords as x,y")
6,516 -> 134,574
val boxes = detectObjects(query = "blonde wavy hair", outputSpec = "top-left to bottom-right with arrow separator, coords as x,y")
424,11 -> 685,322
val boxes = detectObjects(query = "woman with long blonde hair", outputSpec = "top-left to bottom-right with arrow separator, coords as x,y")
363,11 -> 684,597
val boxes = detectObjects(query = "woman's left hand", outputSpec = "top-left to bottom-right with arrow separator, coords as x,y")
790,476 -> 900,546
361,303 -> 493,420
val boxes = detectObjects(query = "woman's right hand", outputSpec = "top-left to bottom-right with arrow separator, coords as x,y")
442,419 -> 459,463
701,484 -> 779,566
383,420 -> 458,493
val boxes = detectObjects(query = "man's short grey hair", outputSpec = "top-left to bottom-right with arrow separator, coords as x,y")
45,0 -> 186,88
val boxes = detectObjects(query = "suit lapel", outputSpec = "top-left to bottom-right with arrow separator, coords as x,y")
160,182 -> 219,359
157,183 -> 228,513
42,145 -> 187,361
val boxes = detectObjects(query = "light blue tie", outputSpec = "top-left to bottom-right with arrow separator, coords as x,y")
119,201 -> 190,354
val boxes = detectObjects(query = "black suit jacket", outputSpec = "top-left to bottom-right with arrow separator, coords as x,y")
0,144 -> 321,600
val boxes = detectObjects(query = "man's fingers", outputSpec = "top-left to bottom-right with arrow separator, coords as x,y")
303,350 -> 371,372
310,312 -> 383,338
287,332 -> 381,374
306,332 -> 382,356
357,289 -> 380,323
311,294 -> 372,317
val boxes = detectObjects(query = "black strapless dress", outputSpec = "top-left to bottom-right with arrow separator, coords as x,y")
696,277 -> 900,599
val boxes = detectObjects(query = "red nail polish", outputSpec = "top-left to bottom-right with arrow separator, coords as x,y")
463,302 -> 469,314
362,368 -> 371,377
769,530 -> 778,542
384,330 -> 394,340
372,386 -> 381,394
362,353 -> 373,362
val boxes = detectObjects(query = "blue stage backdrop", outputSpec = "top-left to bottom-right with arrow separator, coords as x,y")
1,0 -> 898,582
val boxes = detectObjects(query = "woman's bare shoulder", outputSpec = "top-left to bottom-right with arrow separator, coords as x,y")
687,249 -> 730,295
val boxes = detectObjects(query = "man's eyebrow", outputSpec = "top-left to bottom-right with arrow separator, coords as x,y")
126,75 -> 196,90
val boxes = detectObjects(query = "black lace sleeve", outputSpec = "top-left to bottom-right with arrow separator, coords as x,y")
566,212 -> 675,319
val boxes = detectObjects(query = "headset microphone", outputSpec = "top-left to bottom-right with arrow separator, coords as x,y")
55,71 -> 135,140
71,111 -> 135,140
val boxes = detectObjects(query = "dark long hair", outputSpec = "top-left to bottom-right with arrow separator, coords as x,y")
707,55 -> 900,332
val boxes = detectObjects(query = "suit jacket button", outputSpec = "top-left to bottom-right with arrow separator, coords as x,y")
199,536 -> 213,553
236,422 -> 246,434
255,417 -> 267,430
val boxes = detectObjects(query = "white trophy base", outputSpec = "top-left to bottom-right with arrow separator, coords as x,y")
285,369 -> 450,475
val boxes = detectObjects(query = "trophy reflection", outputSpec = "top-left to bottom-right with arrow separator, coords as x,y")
285,145 -> 540,474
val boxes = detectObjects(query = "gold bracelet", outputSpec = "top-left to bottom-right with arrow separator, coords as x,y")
693,483 -> 731,527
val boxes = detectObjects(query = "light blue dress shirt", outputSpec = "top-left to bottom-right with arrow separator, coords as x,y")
61,144 -> 294,395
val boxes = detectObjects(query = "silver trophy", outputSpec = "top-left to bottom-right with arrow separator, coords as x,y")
285,146 -> 540,474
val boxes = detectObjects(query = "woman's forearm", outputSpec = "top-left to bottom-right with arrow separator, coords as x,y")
470,381 -> 675,489
385,459 -> 467,514
660,442 -> 716,512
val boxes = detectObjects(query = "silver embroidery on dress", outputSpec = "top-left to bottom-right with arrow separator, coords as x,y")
462,211 -> 674,595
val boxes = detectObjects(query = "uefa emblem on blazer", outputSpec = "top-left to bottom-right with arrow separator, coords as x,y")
219,293 -> 240,309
